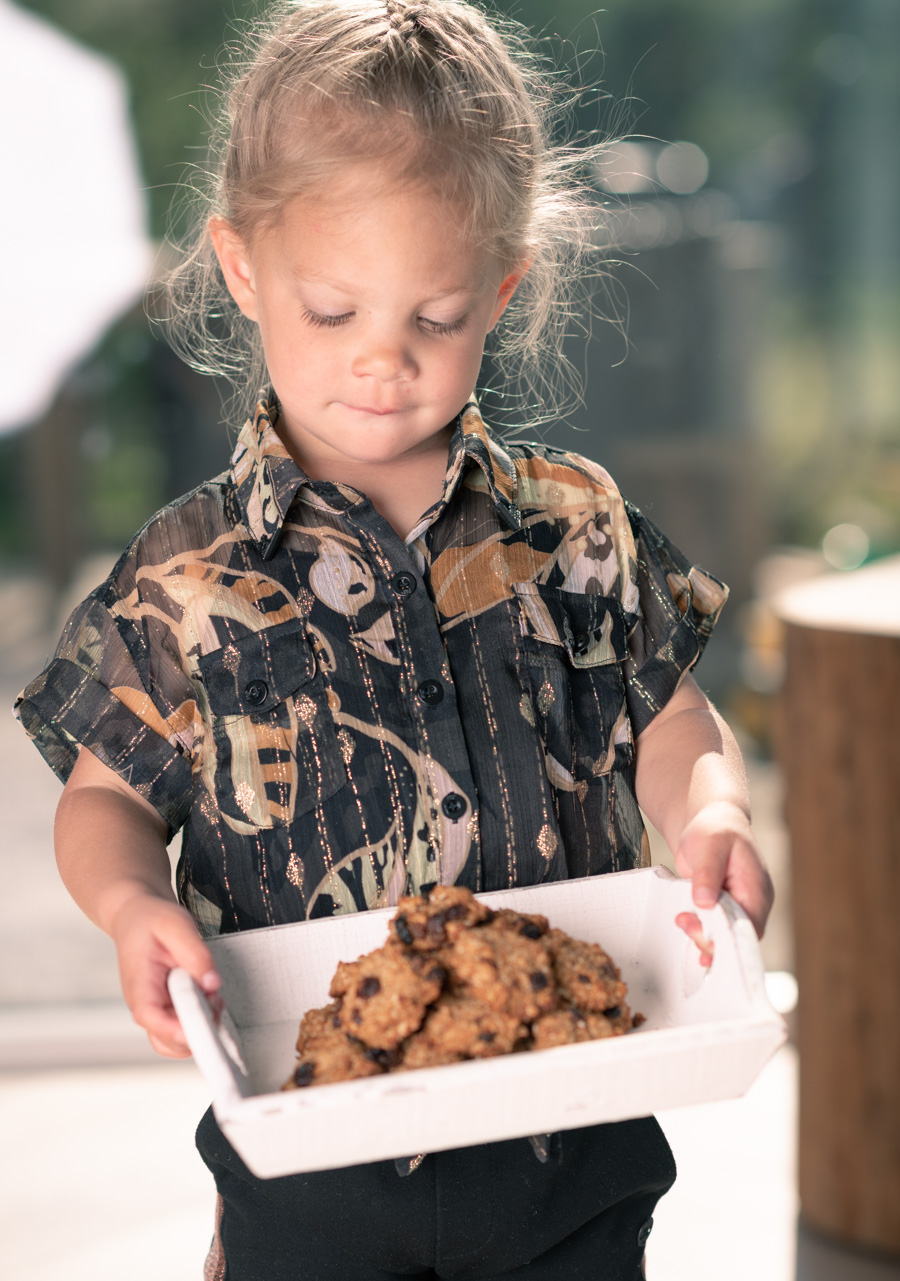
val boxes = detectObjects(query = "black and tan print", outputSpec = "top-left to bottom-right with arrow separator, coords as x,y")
15,396 -> 727,935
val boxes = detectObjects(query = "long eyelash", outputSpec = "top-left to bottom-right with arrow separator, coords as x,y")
422,316 -> 469,337
303,309 -> 351,329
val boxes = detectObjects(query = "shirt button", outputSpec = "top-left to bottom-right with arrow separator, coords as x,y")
637,1217 -> 654,1248
245,680 -> 269,707
572,631 -> 591,656
441,793 -> 467,820
416,679 -> 444,706
391,572 -> 417,597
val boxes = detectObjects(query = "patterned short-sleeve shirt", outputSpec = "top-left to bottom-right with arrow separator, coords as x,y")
16,397 -> 727,936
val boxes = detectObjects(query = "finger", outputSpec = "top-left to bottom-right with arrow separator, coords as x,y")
675,911 -> 715,966
723,850 -> 775,938
127,972 -> 190,1048
147,1030 -> 192,1059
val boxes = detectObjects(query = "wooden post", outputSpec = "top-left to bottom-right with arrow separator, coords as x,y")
775,558 -> 900,1255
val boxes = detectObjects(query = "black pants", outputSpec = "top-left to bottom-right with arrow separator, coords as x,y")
196,1108 -> 675,1280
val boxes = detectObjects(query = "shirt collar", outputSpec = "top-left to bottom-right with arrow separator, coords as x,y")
230,394 -> 521,557
446,401 -> 520,531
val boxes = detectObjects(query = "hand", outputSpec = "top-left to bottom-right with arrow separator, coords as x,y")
673,801 -> 774,965
110,895 -> 222,1058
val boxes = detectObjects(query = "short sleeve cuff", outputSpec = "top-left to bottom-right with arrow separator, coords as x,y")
15,657 -> 193,833
624,502 -> 729,737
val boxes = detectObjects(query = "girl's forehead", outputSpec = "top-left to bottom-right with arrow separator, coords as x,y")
290,167 -> 461,227
273,176 -> 492,273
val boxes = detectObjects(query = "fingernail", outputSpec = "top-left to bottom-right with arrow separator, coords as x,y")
694,888 -> 717,907
200,971 -> 221,992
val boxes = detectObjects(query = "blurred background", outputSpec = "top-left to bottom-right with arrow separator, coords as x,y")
0,1 -> 898,1279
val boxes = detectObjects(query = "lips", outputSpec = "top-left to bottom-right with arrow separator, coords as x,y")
345,404 -> 405,416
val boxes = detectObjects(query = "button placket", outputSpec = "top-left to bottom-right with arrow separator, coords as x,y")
352,515 -> 479,858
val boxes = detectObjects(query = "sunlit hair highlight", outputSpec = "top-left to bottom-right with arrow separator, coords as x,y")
161,0 -> 613,427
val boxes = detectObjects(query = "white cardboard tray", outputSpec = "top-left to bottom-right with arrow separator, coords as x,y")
169,866 -> 786,1178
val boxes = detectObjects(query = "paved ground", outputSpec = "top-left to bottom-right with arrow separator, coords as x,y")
1,564 -> 897,1281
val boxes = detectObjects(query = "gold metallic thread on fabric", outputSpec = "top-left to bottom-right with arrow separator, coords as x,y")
536,681 -> 555,715
235,781 -> 256,816
222,643 -> 241,677
537,824 -> 558,860
286,851 -> 304,890
297,694 -> 317,726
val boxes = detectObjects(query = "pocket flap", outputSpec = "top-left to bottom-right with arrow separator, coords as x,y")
513,583 -> 627,667
197,619 -> 315,715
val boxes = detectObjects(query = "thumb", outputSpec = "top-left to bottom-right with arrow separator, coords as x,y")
677,832 -> 728,912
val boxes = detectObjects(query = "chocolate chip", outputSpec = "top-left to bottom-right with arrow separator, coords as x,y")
359,976 -> 381,998
352,1010 -> 362,1024
530,971 -> 549,991
604,1006 -> 621,1020
394,915 -> 413,945
427,965 -> 447,985
477,1030 -> 496,1043
293,1061 -> 316,1087
365,1046 -> 399,1069
577,973 -> 591,983
426,911 -> 448,939
520,921 -> 543,939
446,903 -> 467,920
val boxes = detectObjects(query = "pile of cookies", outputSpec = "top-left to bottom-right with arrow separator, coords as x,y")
282,885 -> 641,1089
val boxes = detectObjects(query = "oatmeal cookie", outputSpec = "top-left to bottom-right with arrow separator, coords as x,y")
400,995 -> 526,1069
543,928 -> 627,1012
283,1004 -> 384,1088
531,1002 -> 633,1051
446,919 -> 557,1022
389,883 -> 492,950
490,908 -> 549,940
330,942 -> 446,1049
283,886 -> 641,1088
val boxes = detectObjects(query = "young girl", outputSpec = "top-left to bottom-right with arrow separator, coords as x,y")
17,1 -> 773,1276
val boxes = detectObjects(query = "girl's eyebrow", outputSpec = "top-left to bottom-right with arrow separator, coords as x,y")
291,268 -> 481,300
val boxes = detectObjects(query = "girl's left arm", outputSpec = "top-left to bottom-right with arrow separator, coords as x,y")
634,672 -> 774,942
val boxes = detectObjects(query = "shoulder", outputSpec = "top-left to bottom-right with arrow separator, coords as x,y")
503,439 -> 624,508
97,471 -> 238,601
496,439 -> 639,605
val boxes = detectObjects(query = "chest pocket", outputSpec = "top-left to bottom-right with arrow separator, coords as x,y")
197,619 -> 347,829
513,583 -> 633,784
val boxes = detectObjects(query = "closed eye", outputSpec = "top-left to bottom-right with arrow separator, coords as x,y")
302,308 -> 352,329
420,316 -> 469,337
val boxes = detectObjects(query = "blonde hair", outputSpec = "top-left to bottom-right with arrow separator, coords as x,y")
162,0 -> 610,426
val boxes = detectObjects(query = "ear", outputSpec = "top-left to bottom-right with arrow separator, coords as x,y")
487,260 -> 530,331
209,217 -> 259,322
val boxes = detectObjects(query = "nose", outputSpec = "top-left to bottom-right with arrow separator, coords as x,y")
351,335 -> 417,382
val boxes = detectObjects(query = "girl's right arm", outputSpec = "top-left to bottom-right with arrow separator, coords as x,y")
55,747 -> 221,1057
